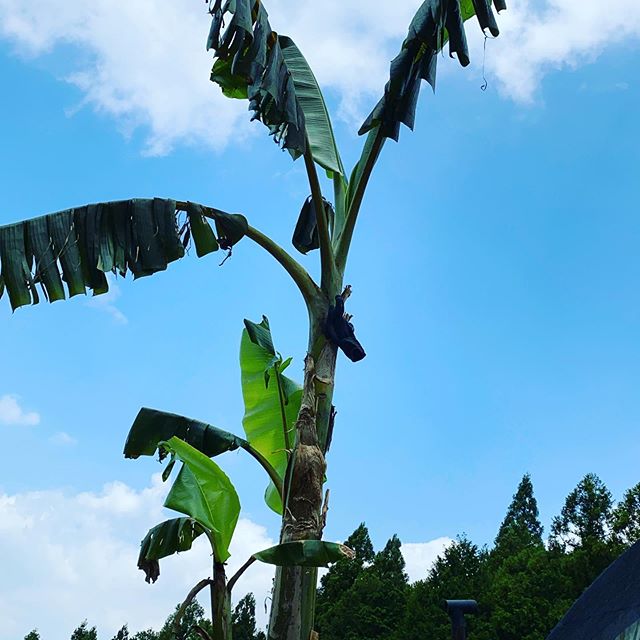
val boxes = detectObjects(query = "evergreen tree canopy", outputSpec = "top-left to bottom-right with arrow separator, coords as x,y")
495,474 -> 543,554
71,621 -> 98,640
24,631 -> 40,640
111,625 -> 130,640
550,473 -> 614,551
232,593 -> 265,640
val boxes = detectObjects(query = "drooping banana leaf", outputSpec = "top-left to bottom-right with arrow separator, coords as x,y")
207,1 -> 343,175
241,316 -> 302,515
161,436 -> 240,563
0,198 -> 246,311
253,540 -> 355,567
124,408 -> 245,459
137,517 -> 205,583
123,407 -> 283,495
359,0 -> 506,141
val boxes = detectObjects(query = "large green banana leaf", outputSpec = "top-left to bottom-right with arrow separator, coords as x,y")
279,36 -> 344,177
253,540 -> 355,567
124,408 -> 245,459
162,436 -> 240,563
359,0 -> 506,141
207,0 -> 343,175
0,198 -> 247,311
241,316 -> 302,515
137,517 -> 205,583
123,407 -> 283,495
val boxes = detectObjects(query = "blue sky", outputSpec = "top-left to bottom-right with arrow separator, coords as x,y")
0,0 -> 639,637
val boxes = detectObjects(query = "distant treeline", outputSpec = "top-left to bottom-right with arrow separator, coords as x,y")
24,473 -> 640,640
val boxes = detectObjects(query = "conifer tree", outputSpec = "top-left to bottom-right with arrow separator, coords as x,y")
495,474 -> 543,554
24,631 -> 40,640
549,473 -> 613,551
71,621 -> 98,640
316,523 -> 375,635
232,594 -> 265,640
111,625 -> 130,640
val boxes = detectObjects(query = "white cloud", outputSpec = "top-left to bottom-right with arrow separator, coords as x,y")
402,537 -> 453,583
0,0 -> 249,156
48,431 -> 78,446
480,0 -> 640,102
0,394 -> 40,427
0,475 -> 275,640
86,275 -> 128,325
0,0 -> 638,153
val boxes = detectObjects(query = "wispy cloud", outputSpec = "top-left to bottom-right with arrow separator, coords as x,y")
48,431 -> 78,446
0,394 -> 40,427
86,276 -> 127,325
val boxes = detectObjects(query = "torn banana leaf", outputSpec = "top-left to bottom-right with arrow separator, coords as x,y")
207,0 -> 344,175
123,408 -> 246,460
0,198 -> 237,311
138,517 -> 205,583
253,540 -> 355,567
241,316 -> 302,514
359,0 -> 506,141
161,436 -> 240,563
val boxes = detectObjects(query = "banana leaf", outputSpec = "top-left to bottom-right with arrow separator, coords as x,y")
124,408 -> 245,460
0,199 -> 240,311
241,316 -> 302,514
137,517 -> 205,583
279,36 -> 344,176
161,437 -> 240,563
359,0 -> 506,141
253,540 -> 355,567
207,1 -> 343,175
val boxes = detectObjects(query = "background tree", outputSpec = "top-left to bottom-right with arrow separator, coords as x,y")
232,594 -> 265,640
494,474 -> 543,556
71,621 -> 98,640
612,481 -> 640,545
112,626 -> 130,640
24,631 -> 40,640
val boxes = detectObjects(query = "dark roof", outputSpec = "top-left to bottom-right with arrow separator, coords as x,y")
546,541 -> 640,640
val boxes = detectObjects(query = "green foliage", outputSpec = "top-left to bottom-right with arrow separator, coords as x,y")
232,594 -> 265,640
494,474 -> 543,556
111,625 -> 130,640
612,481 -> 640,545
24,631 -> 40,640
124,408 -> 245,461
137,517 -> 206,583
253,540 -> 354,567
278,36 -> 344,176
0,199 -> 236,311
240,316 -> 302,514
157,601 -> 209,640
316,527 -> 408,640
359,0 -> 505,141
161,437 -> 240,562
71,621 -> 98,640
550,473 -> 614,551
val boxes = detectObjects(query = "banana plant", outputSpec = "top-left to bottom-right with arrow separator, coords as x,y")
125,318 -> 353,640
1,0 -> 505,637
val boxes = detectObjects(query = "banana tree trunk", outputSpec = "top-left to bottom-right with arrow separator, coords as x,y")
267,332 -> 338,640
